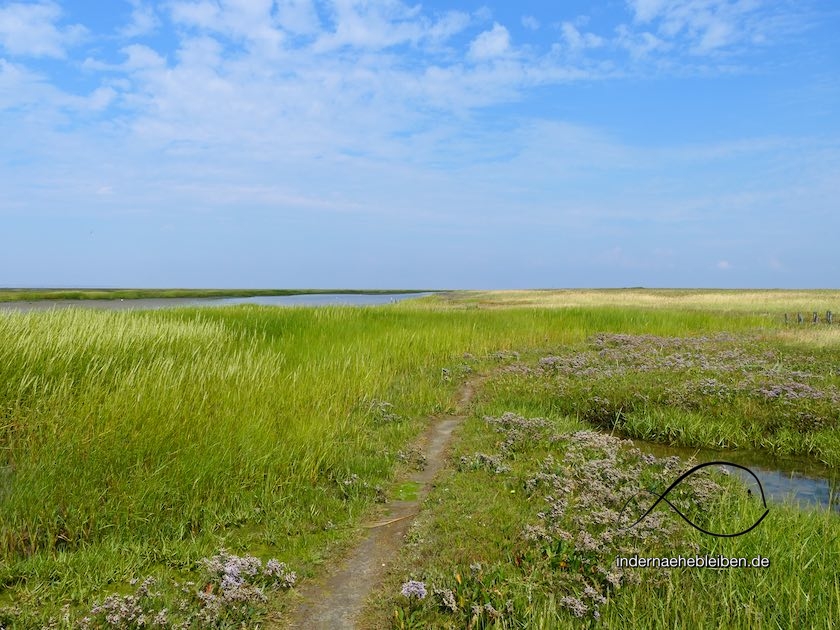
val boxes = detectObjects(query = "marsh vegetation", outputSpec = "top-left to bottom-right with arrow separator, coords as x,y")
372,326 -> 839,629
0,291 -> 837,627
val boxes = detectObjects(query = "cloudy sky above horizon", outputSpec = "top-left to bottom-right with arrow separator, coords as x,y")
1,0 -> 838,289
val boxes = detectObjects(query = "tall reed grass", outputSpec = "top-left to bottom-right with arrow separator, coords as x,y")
0,301 -> 769,618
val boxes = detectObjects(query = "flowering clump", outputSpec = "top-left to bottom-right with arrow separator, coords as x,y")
76,550 -> 296,628
471,602 -> 502,621
453,413 -> 728,622
518,428 -> 733,620
433,587 -> 458,612
400,580 -> 427,600
564,333 -> 839,409
489,350 -> 520,362
198,549 -> 296,613
334,470 -> 380,501
79,577 -> 167,629
757,382 -> 825,400
485,412 -> 552,453
264,559 -> 298,589
393,333 -> 836,627
459,452 -> 509,474
559,596 -> 588,618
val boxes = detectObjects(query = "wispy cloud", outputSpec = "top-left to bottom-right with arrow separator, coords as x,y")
275,0 -> 322,36
468,22 -> 511,60
120,0 -> 160,38
0,1 -> 86,58
521,15 -> 540,31
0,0 -> 836,287
625,0 -> 809,54
560,21 -> 605,52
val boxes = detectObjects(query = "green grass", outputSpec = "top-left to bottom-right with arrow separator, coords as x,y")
367,315 -> 840,628
1,294 -> 835,627
392,482 -> 422,502
600,503 -> 840,629
369,356 -> 840,629
0,288 -> 431,303
481,332 -> 840,465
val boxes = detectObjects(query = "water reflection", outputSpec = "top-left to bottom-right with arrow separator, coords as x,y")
627,437 -> 839,511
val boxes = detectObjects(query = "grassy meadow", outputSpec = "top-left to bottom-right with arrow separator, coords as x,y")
369,323 -> 840,629
0,290 -> 838,627
441,288 -> 840,315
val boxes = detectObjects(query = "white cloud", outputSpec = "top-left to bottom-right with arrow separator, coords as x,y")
468,23 -> 510,61
0,56 -> 111,114
696,18 -> 735,51
85,86 -> 117,111
3,1 -> 819,163
0,58 -> 46,108
84,43 -> 168,73
615,24 -> 669,58
168,0 -> 284,53
314,6 -> 419,50
122,44 -> 168,70
275,0 -> 321,35
168,1 -> 221,30
628,0 -> 669,23
427,11 -> 472,43
522,15 -> 540,31
623,0 -> 793,55
560,22 -> 604,51
1,2 -> 830,194
121,0 -> 160,38
473,6 -> 493,22
716,260 -> 731,270
0,1 -> 85,58
311,1 -> 469,52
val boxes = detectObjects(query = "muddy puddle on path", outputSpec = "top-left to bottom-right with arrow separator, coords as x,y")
625,436 -> 839,512
280,380 -> 481,630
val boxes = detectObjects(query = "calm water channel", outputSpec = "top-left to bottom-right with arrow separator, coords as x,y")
627,437 -> 838,512
0,292 -> 431,312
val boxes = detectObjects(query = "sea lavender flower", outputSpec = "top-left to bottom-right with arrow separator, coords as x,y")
239,555 -> 262,577
482,603 -> 502,620
220,572 -> 244,591
559,596 -> 588,618
433,587 -> 458,612
400,580 -> 427,600
264,559 -> 297,588
605,570 -> 623,589
583,585 -> 607,605
151,609 -> 169,627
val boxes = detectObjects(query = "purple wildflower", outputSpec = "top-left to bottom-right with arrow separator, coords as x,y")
400,580 -> 427,600
560,596 -> 588,618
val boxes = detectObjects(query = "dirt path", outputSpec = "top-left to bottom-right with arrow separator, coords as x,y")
281,378 -> 482,629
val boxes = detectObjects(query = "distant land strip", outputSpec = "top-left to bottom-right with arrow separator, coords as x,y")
0,288 -> 435,303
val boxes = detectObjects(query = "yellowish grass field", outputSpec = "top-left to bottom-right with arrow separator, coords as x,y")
438,288 -> 840,314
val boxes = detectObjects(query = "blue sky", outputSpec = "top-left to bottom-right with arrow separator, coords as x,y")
1,0 -> 838,289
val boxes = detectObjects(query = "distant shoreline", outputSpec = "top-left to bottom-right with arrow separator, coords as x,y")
0,288 -> 435,303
